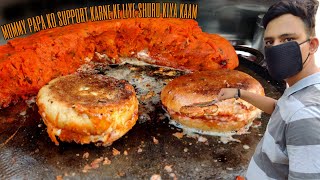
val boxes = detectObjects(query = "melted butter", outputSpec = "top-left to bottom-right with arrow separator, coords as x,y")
163,106 -> 253,144
136,49 -> 156,64
120,57 -> 189,72
169,119 -> 253,144
84,59 -> 187,123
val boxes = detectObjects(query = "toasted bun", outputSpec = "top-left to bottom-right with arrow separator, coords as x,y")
161,70 -> 264,133
36,74 -> 138,146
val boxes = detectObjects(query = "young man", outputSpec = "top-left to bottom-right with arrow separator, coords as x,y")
218,0 -> 320,179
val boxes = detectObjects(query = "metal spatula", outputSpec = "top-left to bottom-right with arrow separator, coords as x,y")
184,99 -> 219,107
180,99 -> 219,114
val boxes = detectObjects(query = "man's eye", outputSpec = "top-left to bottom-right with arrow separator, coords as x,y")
264,41 -> 273,47
284,38 -> 294,42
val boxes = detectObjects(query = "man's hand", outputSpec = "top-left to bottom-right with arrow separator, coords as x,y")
217,88 -> 277,115
217,88 -> 238,101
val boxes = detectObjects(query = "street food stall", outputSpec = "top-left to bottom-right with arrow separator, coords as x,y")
0,0 -> 284,179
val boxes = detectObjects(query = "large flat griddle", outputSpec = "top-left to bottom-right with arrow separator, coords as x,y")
0,55 -> 283,180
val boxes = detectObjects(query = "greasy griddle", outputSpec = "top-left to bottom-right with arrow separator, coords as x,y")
0,57 -> 283,180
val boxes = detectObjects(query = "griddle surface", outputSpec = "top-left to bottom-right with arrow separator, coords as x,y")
0,63 -> 282,180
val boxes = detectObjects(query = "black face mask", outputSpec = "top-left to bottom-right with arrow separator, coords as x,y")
265,40 -> 310,81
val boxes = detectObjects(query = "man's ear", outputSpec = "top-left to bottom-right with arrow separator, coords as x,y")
309,37 -> 319,54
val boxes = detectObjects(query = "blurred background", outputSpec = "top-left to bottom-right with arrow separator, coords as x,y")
1,0 -> 320,66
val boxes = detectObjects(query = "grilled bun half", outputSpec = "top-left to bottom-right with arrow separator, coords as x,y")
36,74 -> 138,146
161,70 -> 264,133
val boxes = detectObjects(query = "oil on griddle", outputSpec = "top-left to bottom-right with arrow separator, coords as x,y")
0,60 -> 282,180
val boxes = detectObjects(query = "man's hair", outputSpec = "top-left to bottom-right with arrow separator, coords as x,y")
262,0 -> 319,36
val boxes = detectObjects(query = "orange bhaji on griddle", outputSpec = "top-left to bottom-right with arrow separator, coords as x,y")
0,18 -> 238,108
